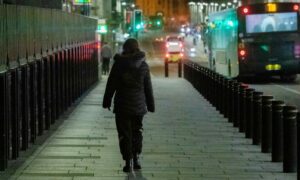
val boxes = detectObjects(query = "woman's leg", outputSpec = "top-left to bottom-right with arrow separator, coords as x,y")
132,115 -> 144,156
132,115 -> 143,169
115,113 -> 133,161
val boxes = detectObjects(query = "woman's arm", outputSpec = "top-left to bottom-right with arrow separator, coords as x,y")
144,64 -> 155,112
102,63 -> 118,109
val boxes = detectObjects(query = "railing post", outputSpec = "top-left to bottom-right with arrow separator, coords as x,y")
29,61 -> 38,143
283,105 -> 297,172
252,91 -> 263,145
272,100 -> 285,162
0,72 -> 8,170
43,56 -> 51,130
20,65 -> 30,151
50,54 -> 57,124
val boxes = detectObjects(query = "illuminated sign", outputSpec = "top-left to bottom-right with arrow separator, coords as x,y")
266,3 -> 277,12
73,0 -> 92,5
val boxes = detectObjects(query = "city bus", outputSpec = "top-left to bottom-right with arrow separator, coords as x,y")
207,2 -> 300,81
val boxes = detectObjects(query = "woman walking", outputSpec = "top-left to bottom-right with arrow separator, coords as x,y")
102,38 -> 155,172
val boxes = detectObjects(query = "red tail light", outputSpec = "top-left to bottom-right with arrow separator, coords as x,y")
242,7 -> 249,14
180,43 -> 183,48
239,49 -> 246,57
293,4 -> 299,11
166,43 -> 169,48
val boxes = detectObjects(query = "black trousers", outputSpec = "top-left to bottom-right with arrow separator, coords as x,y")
115,113 -> 143,160
102,58 -> 110,75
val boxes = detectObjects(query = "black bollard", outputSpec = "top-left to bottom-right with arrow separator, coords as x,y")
223,78 -> 229,118
212,73 -> 219,107
202,69 -> 208,99
283,105 -> 297,173
207,70 -> 213,103
206,69 -> 211,101
261,95 -> 273,153
164,59 -> 168,77
178,60 -> 182,78
227,80 -> 235,123
272,100 -> 285,162
239,84 -> 248,133
217,75 -> 224,112
245,88 -> 254,139
225,80 -> 232,120
298,112 -> 300,179
252,91 -> 263,145
233,82 -> 240,127
229,80 -> 237,123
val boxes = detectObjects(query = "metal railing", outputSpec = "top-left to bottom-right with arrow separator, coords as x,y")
0,5 -> 99,171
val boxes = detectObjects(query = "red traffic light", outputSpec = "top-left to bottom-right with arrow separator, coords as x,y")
243,7 -> 249,14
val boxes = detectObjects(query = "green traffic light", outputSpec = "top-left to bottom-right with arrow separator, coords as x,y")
157,21 -> 161,26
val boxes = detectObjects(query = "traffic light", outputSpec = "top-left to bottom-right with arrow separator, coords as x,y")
133,9 -> 143,31
97,24 -> 108,34
156,20 -> 161,26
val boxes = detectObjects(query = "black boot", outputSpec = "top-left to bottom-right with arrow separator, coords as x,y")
123,159 -> 133,173
133,155 -> 141,170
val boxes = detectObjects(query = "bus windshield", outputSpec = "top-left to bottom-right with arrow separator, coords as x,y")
246,12 -> 298,33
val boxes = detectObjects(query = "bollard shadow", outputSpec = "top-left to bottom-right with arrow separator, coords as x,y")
125,170 -> 148,180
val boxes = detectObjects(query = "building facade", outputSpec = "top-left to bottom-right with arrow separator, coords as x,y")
135,0 -> 190,25
3,0 -> 63,9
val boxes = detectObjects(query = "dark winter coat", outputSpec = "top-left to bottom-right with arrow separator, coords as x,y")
102,51 -> 155,115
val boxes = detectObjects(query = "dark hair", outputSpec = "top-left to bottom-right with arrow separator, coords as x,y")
123,38 -> 139,54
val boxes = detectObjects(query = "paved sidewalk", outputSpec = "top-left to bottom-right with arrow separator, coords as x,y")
9,77 -> 296,180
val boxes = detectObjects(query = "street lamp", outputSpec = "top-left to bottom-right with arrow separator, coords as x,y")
188,2 -> 196,6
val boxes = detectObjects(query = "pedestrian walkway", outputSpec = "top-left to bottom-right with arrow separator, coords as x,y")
8,77 -> 296,180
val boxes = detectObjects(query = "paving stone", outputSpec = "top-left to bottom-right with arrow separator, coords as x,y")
16,176 -> 73,180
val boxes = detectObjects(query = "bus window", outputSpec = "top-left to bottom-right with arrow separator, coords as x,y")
246,12 -> 298,33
